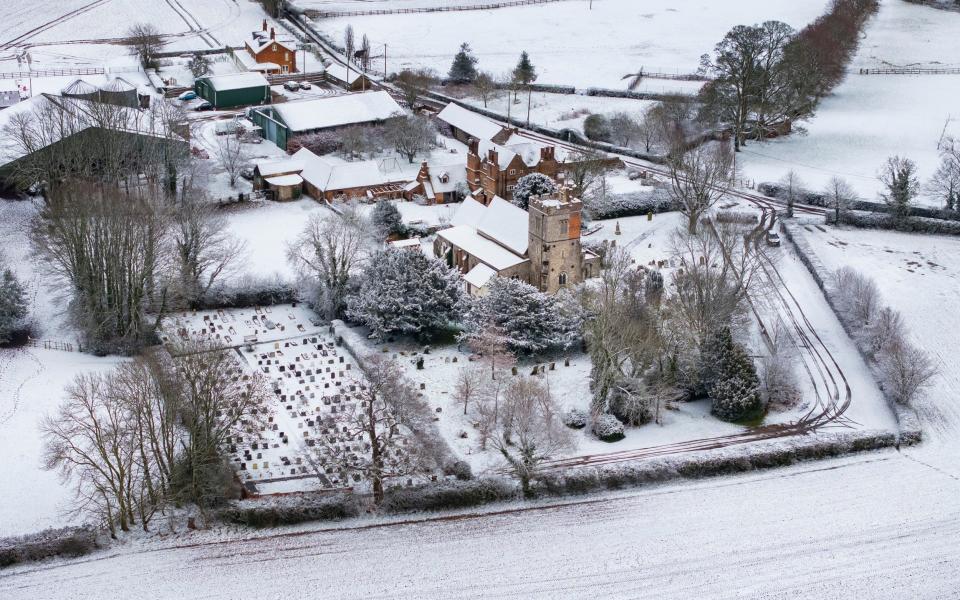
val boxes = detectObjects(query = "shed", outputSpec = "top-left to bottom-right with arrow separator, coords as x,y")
195,72 -> 270,109
263,173 -> 303,201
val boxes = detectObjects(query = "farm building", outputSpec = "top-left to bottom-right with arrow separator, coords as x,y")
436,102 -> 508,145
253,148 -> 411,202
324,63 -> 372,91
194,72 -> 270,109
248,90 -> 403,150
62,77 -> 140,108
239,20 -> 298,74
404,160 -> 468,204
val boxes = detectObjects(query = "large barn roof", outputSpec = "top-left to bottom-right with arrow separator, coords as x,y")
436,102 -> 505,142
270,91 -> 403,133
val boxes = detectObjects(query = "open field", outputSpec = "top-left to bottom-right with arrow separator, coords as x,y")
739,0 -> 960,206
311,0 -> 825,88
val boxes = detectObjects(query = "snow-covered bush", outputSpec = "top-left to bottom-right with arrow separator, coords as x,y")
562,408 -> 589,429
583,114 -> 612,142
510,172 -> 557,210
608,378 -> 654,426
218,493 -> 360,528
591,413 -> 625,442
462,277 -> 580,354
371,201 -> 405,238
826,210 -> 960,235
198,276 -> 298,310
443,459 -> 473,481
381,478 -> 516,513
0,265 -> 28,345
346,248 -> 465,340
704,328 -> 763,422
0,527 -> 99,568
583,189 -> 676,220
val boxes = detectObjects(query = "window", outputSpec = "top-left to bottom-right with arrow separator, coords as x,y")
559,272 -> 568,286
560,218 -> 568,229
509,169 -> 516,175
507,184 -> 514,191
285,52 -> 289,60
272,44 -> 277,51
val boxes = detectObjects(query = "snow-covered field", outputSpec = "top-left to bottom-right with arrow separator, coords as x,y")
459,91 -> 658,134
739,0 -> 960,206
312,0 -> 825,88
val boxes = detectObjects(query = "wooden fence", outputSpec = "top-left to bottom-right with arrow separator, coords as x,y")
25,339 -> 76,352
307,0 -> 565,18
858,67 -> 960,75
0,67 -> 104,80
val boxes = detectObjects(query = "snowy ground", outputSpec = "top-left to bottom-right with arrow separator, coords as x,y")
311,0 -> 824,88
739,0 -> 960,206
458,91 -> 658,134
790,222 -> 960,448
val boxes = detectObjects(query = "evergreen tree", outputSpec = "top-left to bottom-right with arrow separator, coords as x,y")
371,201 -> 404,238
0,267 -> 28,344
346,248 -> 464,340
880,155 -> 919,222
448,43 -> 478,84
703,328 -> 763,422
510,172 -> 557,209
512,51 -> 537,86
463,277 -> 580,354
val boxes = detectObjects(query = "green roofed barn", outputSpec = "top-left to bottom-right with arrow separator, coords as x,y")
194,72 -> 270,109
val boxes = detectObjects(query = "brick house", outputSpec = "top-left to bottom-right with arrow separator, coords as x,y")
243,21 -> 297,74
465,137 -> 560,205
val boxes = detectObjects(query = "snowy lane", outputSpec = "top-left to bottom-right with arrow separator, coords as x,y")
2,451 -> 958,599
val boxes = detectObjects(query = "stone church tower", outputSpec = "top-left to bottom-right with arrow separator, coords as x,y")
527,185 -> 587,294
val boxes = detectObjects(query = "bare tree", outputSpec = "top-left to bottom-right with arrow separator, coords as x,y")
492,376 -> 573,497
126,23 -> 164,69
344,24 -> 355,83
463,320 -> 516,382
638,108 -> 664,153
472,71 -> 498,108
832,266 -> 879,326
926,137 -> 960,211
31,183 -> 169,354
760,323 -> 800,409
608,112 -> 642,147
306,355 -> 435,504
823,176 -> 856,224
287,212 -> 367,319
170,194 -> 247,307
866,306 -> 905,358
393,68 -> 438,107
564,148 -> 608,201
382,114 -> 438,163
880,340 -> 937,406
778,170 -> 805,218
169,341 -> 271,511
42,373 -> 143,537
213,134 -> 247,188
454,366 -> 486,415
666,143 -> 733,234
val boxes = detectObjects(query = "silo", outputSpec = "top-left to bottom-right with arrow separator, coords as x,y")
99,77 -> 138,107
61,79 -> 100,102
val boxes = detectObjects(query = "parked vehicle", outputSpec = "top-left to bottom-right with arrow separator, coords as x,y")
194,100 -> 214,111
299,81 -> 312,90
284,81 -> 300,91
177,91 -> 197,101
766,231 -> 781,247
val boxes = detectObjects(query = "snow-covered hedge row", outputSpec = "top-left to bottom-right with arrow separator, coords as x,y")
825,211 -> 960,236
584,87 -> 697,103
197,277 -> 298,310
584,190 -> 676,220
759,182 -> 960,222
534,430 -> 897,498
381,478 -> 517,513
218,493 -> 361,528
0,526 -> 100,568
781,223 -> 923,444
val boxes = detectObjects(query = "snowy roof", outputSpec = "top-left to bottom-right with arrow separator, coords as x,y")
292,148 -> 410,192
464,263 -> 496,288
324,63 -> 366,85
476,196 -> 529,256
247,34 -> 297,55
235,51 -> 280,72
202,72 -> 270,92
436,226 -> 528,271
451,196 -> 487,227
270,91 -> 403,132
62,79 -> 98,96
437,103 -> 505,141
430,164 -> 467,194
265,174 -> 303,186
100,77 -> 136,92
256,158 -> 304,177
389,237 -> 421,248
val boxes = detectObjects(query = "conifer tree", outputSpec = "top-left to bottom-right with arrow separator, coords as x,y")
0,266 -> 28,344
448,43 -> 479,84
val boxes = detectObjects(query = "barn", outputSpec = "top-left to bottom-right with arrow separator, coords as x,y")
194,72 -> 270,109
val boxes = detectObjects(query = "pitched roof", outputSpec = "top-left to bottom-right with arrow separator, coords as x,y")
247,34 -> 297,55
451,196 -> 487,227
324,63 -> 366,85
476,196 -> 529,256
291,147 -> 410,193
202,72 -> 270,92
437,102 -> 505,141
437,225 -> 528,271
269,91 -> 402,132
464,263 -> 496,288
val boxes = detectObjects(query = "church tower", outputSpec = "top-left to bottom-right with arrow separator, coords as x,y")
527,184 -> 585,293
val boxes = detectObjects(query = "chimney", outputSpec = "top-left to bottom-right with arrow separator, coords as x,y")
262,19 -> 267,32
270,27 -> 276,40
417,161 -> 430,183
468,137 -> 479,156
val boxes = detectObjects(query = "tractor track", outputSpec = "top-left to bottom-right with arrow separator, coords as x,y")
164,0 -> 220,48
0,0 -> 114,54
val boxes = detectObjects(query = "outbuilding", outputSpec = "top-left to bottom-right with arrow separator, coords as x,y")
195,72 -> 270,109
